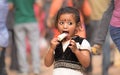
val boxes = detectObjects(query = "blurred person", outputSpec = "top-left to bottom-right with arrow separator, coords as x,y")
88,0 -> 110,50
44,7 -> 91,75
109,0 -> 120,52
6,9 -> 20,71
34,2 -> 49,59
8,0 -> 43,75
90,0 -> 113,54
84,0 -> 111,75
89,0 -> 115,75
0,0 -> 9,75
102,32 -> 114,75
91,0 -> 120,75
43,0 -> 54,42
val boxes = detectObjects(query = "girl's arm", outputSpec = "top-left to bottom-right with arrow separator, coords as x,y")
44,47 -> 55,67
44,37 -> 60,67
69,39 -> 91,68
74,50 -> 90,68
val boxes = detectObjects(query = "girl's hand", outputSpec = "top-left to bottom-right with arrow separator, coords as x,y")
50,37 -> 60,51
69,40 -> 78,53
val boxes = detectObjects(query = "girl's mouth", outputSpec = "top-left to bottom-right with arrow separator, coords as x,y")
62,31 -> 69,34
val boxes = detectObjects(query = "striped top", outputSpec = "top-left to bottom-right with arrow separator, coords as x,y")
110,0 -> 120,27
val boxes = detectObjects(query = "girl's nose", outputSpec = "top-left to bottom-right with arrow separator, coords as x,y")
63,23 -> 68,28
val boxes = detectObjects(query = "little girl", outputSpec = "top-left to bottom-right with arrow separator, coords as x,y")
44,7 -> 91,75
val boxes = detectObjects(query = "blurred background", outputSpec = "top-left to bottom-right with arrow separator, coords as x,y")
3,0 -> 120,75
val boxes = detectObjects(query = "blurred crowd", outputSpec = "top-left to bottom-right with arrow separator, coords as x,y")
0,0 -> 120,75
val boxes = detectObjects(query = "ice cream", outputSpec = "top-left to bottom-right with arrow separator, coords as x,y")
57,33 -> 68,41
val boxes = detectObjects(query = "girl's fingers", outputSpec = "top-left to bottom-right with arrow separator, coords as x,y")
70,40 -> 75,46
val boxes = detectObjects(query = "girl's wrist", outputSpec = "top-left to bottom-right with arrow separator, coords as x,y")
74,49 -> 80,55
49,47 -> 54,53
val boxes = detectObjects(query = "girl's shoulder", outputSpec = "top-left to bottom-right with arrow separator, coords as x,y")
72,36 -> 84,44
73,36 -> 91,51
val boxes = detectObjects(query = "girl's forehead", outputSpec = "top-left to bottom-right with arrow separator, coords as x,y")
59,13 -> 75,20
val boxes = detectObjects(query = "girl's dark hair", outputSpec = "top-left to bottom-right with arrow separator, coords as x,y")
55,7 -> 80,28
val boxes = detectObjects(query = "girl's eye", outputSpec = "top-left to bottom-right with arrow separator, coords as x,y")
58,22 -> 64,25
68,22 -> 73,25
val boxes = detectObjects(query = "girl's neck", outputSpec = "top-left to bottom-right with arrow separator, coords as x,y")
62,37 -> 71,42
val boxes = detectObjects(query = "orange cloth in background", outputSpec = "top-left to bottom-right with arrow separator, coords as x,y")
49,0 -> 64,18
82,0 -> 91,17
53,28 -> 60,38
67,0 -> 73,7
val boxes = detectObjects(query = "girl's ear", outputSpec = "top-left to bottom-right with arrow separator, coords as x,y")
75,22 -> 81,34
76,22 -> 82,31
75,22 -> 86,38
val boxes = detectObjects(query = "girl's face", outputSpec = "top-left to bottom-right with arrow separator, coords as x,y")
57,13 -> 78,39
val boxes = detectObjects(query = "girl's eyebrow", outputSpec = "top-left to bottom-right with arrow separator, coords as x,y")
59,19 -> 72,21
59,19 -> 67,21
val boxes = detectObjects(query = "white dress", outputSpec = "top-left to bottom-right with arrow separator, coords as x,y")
53,68 -> 84,75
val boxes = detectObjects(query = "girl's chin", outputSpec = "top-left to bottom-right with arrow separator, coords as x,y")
65,36 -> 71,40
